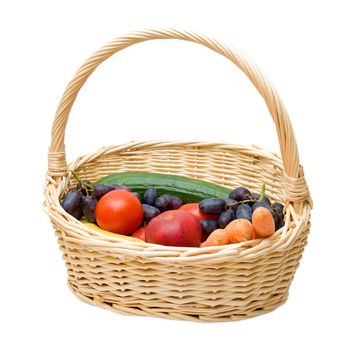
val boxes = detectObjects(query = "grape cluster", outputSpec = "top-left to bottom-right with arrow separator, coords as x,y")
199,186 -> 285,237
140,188 -> 183,224
61,181 -> 131,223
61,181 -> 184,226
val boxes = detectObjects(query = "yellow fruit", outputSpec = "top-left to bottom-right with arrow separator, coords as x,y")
80,219 -> 142,242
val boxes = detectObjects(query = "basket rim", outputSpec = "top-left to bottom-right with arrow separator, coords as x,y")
44,140 -> 312,262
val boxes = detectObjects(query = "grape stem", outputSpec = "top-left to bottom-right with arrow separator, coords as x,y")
258,183 -> 266,203
227,182 -> 267,207
226,182 -> 284,220
66,170 -> 93,194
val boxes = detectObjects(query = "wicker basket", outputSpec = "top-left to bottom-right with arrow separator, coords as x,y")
43,29 -> 312,322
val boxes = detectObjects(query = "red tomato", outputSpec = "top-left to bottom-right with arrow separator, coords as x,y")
179,203 -> 218,221
96,190 -> 143,235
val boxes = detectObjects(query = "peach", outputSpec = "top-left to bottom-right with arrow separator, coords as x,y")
145,210 -> 201,247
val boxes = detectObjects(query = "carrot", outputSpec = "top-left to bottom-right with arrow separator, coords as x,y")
200,228 -> 226,247
200,219 -> 254,247
252,207 -> 275,238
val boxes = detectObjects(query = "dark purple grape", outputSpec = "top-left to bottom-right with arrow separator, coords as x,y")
200,219 -> 218,239
252,201 -> 273,214
61,190 -> 83,219
229,187 -> 252,201
273,211 -> 284,230
132,192 -> 142,202
93,184 -> 116,200
218,209 -> 236,229
251,193 -> 260,201
81,196 -> 98,223
154,194 -> 183,211
199,198 -> 226,215
224,198 -> 238,211
142,204 -> 161,224
236,204 -> 252,222
263,195 -> 271,206
70,207 -> 83,220
77,179 -> 92,197
143,187 -> 157,206
251,193 -> 271,206
272,202 -> 284,214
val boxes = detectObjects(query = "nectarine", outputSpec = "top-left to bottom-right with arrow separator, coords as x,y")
145,210 -> 201,247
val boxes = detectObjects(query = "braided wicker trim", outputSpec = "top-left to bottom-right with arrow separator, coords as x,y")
48,150 -> 67,177
285,174 -> 312,205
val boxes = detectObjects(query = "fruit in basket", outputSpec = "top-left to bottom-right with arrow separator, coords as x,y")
93,184 -> 130,200
252,207 -> 275,238
236,204 -> 253,222
251,200 -> 273,213
95,189 -> 143,235
218,209 -> 236,228
272,202 -> 284,215
251,192 -> 271,206
224,198 -> 238,211
229,187 -> 252,201
61,190 -> 84,219
154,194 -> 183,211
200,219 -> 219,241
199,198 -> 226,215
132,227 -> 146,241
143,187 -> 157,205
132,192 -> 142,202
80,219 -> 142,241
142,204 -> 161,224
273,211 -> 284,231
81,196 -> 98,223
95,172 -> 231,203
145,210 -> 201,247
271,202 -> 285,230
93,184 -> 118,200
65,172 -> 285,246
180,203 -> 218,221
77,179 -> 93,197
201,219 -> 254,247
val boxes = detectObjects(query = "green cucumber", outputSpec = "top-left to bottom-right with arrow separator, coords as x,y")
95,172 -> 230,203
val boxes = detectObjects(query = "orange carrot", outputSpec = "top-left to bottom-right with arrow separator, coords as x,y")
252,207 -> 275,238
200,219 -> 254,247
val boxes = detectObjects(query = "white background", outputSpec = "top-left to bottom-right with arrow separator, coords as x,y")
1,0 -> 349,349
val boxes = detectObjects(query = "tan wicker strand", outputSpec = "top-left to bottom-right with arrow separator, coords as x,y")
44,29 -> 312,322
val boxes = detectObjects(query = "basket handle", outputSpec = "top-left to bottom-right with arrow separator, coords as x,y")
48,28 -> 310,207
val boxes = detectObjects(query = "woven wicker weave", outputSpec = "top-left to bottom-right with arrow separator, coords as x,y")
43,29 -> 312,322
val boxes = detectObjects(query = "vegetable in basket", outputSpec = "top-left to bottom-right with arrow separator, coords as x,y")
60,171 -> 285,247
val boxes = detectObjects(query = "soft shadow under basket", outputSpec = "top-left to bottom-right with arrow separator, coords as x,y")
44,29 -> 312,322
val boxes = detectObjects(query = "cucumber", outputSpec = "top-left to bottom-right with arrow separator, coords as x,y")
95,172 -> 230,203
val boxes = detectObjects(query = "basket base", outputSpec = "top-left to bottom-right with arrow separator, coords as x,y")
67,281 -> 288,322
